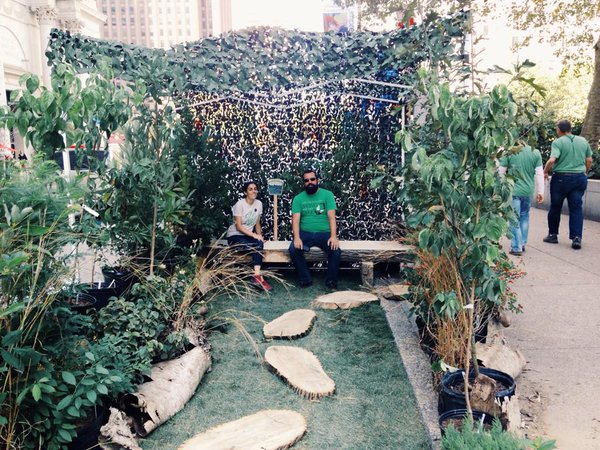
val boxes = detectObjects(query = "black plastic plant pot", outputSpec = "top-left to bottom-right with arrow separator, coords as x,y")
439,367 -> 516,414
77,282 -> 121,310
439,409 -> 497,435
68,405 -> 108,450
101,266 -> 136,296
62,292 -> 96,314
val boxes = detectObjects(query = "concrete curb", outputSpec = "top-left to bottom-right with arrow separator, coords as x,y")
380,298 -> 441,450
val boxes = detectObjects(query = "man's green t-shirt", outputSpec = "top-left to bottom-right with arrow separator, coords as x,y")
499,146 -> 542,197
291,188 -> 337,233
550,135 -> 592,173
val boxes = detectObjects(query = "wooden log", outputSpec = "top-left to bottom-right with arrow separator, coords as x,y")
263,309 -> 317,339
178,409 -> 307,450
209,240 -> 413,264
264,346 -> 335,399
360,261 -> 374,286
121,347 -> 211,437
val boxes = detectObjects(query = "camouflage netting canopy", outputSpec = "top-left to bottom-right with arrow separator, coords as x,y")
46,12 -> 469,239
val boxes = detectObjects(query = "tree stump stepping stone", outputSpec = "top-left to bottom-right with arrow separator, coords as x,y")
264,346 -> 335,399
178,409 -> 306,450
387,283 -> 410,298
263,309 -> 316,339
313,290 -> 378,309
377,283 -> 411,300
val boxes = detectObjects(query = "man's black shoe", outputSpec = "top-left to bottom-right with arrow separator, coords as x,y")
325,281 -> 338,291
299,280 -> 313,288
509,250 -> 523,256
543,234 -> 558,244
572,237 -> 582,250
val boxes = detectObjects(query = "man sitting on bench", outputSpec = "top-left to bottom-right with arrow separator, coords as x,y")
289,169 -> 341,290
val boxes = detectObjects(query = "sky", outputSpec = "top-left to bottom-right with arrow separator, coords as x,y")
230,0 -> 327,32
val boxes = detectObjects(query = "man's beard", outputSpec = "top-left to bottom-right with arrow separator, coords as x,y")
305,183 -> 318,194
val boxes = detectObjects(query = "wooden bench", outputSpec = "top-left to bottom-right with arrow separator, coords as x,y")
208,240 -> 413,285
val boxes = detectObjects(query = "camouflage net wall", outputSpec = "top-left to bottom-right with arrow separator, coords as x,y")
190,83 -> 407,240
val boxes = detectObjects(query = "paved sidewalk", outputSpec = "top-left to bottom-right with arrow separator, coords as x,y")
504,207 -> 600,449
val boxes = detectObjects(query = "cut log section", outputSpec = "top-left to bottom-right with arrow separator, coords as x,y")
120,347 -> 211,437
377,283 -> 411,301
313,290 -> 378,310
263,309 -> 317,339
178,409 -> 307,450
264,346 -> 335,399
476,342 -> 526,379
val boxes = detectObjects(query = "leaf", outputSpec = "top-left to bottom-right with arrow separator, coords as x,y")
1,330 -> 23,346
1,349 -> 24,371
62,371 -> 77,386
67,406 -> 80,417
25,75 -> 40,93
86,390 -> 97,403
57,428 -> 74,442
56,394 -> 73,411
0,302 -> 25,318
31,384 -> 41,401
97,384 -> 108,395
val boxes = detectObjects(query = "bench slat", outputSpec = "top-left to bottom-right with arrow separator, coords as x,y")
210,240 -> 413,263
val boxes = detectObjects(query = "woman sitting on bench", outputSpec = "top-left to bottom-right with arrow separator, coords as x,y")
226,181 -> 272,291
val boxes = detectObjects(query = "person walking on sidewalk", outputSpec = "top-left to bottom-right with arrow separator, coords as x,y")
289,169 -> 341,290
499,142 -> 545,255
543,119 -> 593,249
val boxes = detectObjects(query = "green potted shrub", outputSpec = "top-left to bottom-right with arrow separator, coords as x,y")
375,80 -> 522,423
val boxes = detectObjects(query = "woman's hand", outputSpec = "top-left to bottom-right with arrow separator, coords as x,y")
253,233 -> 264,242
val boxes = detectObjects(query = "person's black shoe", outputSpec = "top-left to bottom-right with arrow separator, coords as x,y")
299,280 -> 313,288
509,249 -> 522,256
325,281 -> 338,291
572,237 -> 582,250
521,245 -> 526,253
543,234 -> 558,244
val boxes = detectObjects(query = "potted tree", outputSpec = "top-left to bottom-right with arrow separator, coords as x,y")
376,81 -> 522,425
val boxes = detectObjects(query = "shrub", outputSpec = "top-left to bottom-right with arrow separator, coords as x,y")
442,418 -> 555,450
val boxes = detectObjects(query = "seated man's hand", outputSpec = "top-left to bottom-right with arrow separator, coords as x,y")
293,237 -> 304,249
328,236 -> 339,250
536,194 -> 543,204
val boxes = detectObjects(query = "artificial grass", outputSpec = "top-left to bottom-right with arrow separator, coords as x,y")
141,271 -> 431,449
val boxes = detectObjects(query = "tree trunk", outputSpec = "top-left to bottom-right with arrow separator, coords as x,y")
582,36 -> 600,150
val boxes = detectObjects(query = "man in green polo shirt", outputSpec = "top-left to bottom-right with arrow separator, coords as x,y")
289,169 -> 341,289
499,142 -> 544,255
543,120 -> 593,249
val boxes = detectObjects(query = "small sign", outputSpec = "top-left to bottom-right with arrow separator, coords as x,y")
267,178 -> 284,196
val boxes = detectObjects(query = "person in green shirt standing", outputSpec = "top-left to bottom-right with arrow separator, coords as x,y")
499,142 -> 545,255
289,169 -> 341,289
543,120 -> 593,250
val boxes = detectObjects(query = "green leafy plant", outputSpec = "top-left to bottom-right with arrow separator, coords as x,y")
442,417 -> 556,450
374,79 -> 520,417
98,95 -> 193,273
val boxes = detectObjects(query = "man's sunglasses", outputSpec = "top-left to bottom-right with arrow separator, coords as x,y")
303,177 -> 317,183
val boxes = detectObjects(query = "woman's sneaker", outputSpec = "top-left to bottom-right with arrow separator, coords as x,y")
572,237 -> 582,250
252,275 -> 273,291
